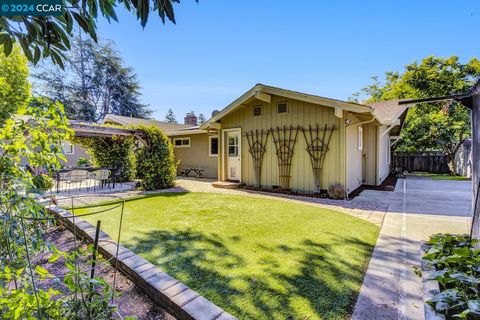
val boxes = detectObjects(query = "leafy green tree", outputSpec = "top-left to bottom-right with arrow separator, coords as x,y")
0,45 -> 30,126
165,108 -> 177,123
35,36 -> 151,121
0,0 -> 189,67
357,56 -> 480,175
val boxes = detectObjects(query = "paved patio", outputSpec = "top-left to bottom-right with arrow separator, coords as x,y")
352,175 -> 471,320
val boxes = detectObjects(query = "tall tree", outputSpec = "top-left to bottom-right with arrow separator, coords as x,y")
356,56 -> 480,175
34,36 -> 151,121
165,108 -> 177,123
198,113 -> 206,124
0,45 -> 30,126
0,0 -> 190,67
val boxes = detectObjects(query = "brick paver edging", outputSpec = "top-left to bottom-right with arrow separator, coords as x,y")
47,204 -> 237,320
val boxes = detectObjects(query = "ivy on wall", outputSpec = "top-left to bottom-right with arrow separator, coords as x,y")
134,125 -> 177,190
76,135 -> 136,182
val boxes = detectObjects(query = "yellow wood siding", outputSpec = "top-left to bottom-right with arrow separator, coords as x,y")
220,95 -> 343,192
171,133 -> 218,178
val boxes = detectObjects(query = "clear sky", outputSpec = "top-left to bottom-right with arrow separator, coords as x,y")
96,0 -> 480,121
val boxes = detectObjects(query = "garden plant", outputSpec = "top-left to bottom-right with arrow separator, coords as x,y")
423,233 -> 480,319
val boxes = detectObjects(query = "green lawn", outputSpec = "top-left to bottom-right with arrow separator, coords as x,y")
78,193 -> 379,320
412,172 -> 470,181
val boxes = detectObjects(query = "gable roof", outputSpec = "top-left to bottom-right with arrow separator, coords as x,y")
200,83 -> 375,129
367,99 -> 409,125
102,114 -> 198,134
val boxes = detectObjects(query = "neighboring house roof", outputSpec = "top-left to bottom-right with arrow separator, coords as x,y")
200,83 -> 375,129
102,114 -> 201,135
366,100 -> 411,136
367,99 -> 409,125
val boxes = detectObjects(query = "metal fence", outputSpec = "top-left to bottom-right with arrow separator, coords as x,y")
392,151 -> 450,174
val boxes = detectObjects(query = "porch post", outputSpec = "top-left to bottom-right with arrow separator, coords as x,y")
470,88 -> 480,239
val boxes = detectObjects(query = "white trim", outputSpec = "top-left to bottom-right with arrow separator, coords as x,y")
358,126 -> 363,151
62,141 -> 75,155
222,128 -> 242,182
173,137 -> 190,148
209,135 -> 218,157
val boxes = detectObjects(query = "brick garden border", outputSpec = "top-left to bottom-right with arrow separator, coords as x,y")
47,204 -> 237,320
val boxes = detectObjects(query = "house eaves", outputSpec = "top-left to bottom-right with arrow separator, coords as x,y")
200,84 -> 374,129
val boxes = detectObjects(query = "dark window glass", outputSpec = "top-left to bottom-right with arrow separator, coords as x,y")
277,102 -> 288,114
210,137 -> 218,155
253,107 -> 262,117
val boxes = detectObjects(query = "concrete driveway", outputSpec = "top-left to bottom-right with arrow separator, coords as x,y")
352,175 -> 471,320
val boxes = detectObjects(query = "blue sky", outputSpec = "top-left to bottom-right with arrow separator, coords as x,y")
97,0 -> 480,121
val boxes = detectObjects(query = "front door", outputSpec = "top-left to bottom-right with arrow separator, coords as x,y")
226,130 -> 241,181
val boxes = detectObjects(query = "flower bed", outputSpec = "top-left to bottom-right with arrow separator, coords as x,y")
422,234 -> 480,319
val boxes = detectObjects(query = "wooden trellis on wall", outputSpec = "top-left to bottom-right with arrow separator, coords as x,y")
270,126 -> 300,189
245,129 -> 269,187
302,124 -> 337,193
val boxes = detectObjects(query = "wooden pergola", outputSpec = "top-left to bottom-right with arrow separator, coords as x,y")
70,121 -> 138,138
399,81 -> 480,239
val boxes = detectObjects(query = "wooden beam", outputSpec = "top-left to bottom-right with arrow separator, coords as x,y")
334,106 -> 343,118
254,90 -> 271,103
380,120 -> 400,137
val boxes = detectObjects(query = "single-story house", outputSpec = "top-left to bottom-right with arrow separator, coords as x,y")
200,84 -> 409,195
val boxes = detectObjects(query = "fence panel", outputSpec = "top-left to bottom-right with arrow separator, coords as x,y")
392,151 -> 450,174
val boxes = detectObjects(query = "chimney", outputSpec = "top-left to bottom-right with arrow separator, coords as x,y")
184,112 -> 198,126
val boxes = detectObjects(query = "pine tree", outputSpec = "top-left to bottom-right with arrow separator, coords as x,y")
165,108 -> 177,123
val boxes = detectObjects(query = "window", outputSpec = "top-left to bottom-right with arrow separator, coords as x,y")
277,102 -> 288,114
358,126 -> 363,151
62,141 -> 74,154
209,136 -> 218,156
385,138 -> 390,165
228,136 -> 239,157
174,137 -> 190,148
253,106 -> 262,117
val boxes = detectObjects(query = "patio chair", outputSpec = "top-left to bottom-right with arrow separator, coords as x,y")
65,170 -> 88,193
90,169 -> 111,191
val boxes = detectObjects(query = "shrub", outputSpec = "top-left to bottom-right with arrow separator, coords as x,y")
134,125 -> 176,190
423,233 -> 480,319
78,136 -> 135,182
32,174 -> 54,193
76,157 -> 90,167
328,183 -> 345,199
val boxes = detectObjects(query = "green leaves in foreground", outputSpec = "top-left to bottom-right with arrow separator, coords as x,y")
423,233 -> 480,319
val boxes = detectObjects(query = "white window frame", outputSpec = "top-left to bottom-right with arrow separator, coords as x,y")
62,141 -> 75,154
209,135 -> 218,157
386,137 -> 391,165
173,137 -> 191,148
357,126 -> 363,151
277,101 -> 288,114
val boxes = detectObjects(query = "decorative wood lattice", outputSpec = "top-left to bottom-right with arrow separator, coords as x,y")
302,124 -> 337,193
270,126 -> 300,189
245,129 -> 269,187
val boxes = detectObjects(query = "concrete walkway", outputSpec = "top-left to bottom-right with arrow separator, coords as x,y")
352,176 -> 472,320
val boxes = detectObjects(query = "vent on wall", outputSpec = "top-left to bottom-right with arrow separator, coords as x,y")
277,102 -> 288,114
253,106 -> 262,117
